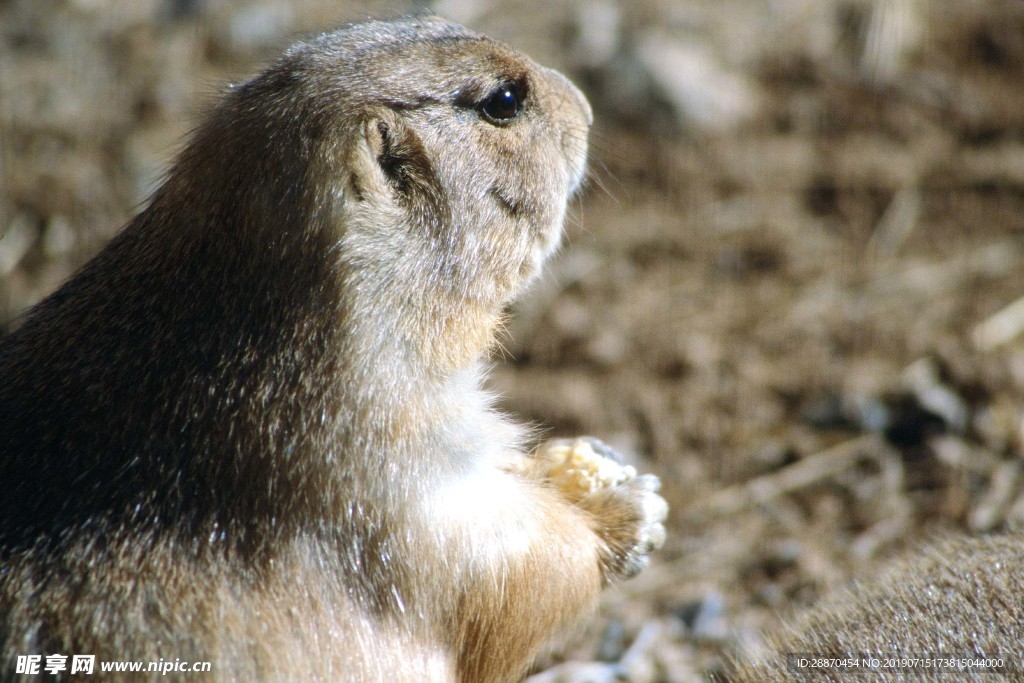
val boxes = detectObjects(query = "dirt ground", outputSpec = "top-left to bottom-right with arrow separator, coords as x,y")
3,1 -> 1024,680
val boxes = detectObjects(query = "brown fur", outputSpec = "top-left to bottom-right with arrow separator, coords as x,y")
728,534 -> 1024,682
0,16 -> 666,682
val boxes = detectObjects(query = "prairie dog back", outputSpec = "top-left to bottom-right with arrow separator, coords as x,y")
0,16 -> 666,683
730,534 -> 1024,682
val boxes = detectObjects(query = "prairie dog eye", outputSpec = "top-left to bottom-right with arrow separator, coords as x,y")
479,82 -> 522,123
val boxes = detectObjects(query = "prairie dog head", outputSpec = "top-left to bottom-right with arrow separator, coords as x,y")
168,16 -> 591,375
320,16 -> 593,296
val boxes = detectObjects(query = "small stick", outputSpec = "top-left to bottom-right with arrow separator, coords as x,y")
973,293 -> 1024,351
690,435 -> 891,519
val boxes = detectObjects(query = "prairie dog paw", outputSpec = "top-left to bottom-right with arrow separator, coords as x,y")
537,437 -> 667,583
579,473 -> 668,583
538,437 -> 637,501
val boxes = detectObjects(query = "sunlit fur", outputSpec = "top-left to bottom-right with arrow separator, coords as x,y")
729,534 -> 1024,683
0,16 -> 664,683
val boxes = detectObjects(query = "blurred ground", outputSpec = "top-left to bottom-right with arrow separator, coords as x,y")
3,0 -> 1024,681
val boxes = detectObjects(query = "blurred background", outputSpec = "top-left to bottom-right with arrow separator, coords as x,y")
2,0 -> 1024,680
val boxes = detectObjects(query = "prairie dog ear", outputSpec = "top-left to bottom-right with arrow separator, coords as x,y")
348,109 -> 437,205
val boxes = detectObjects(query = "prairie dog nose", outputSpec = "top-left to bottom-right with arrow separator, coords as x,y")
544,66 -> 594,126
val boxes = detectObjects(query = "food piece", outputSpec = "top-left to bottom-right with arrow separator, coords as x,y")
543,438 -> 637,500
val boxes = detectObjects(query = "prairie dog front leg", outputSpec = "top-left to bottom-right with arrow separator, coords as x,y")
535,437 -> 669,583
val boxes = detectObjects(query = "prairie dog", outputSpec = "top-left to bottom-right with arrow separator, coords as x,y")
0,16 -> 667,683
730,534 -> 1024,682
